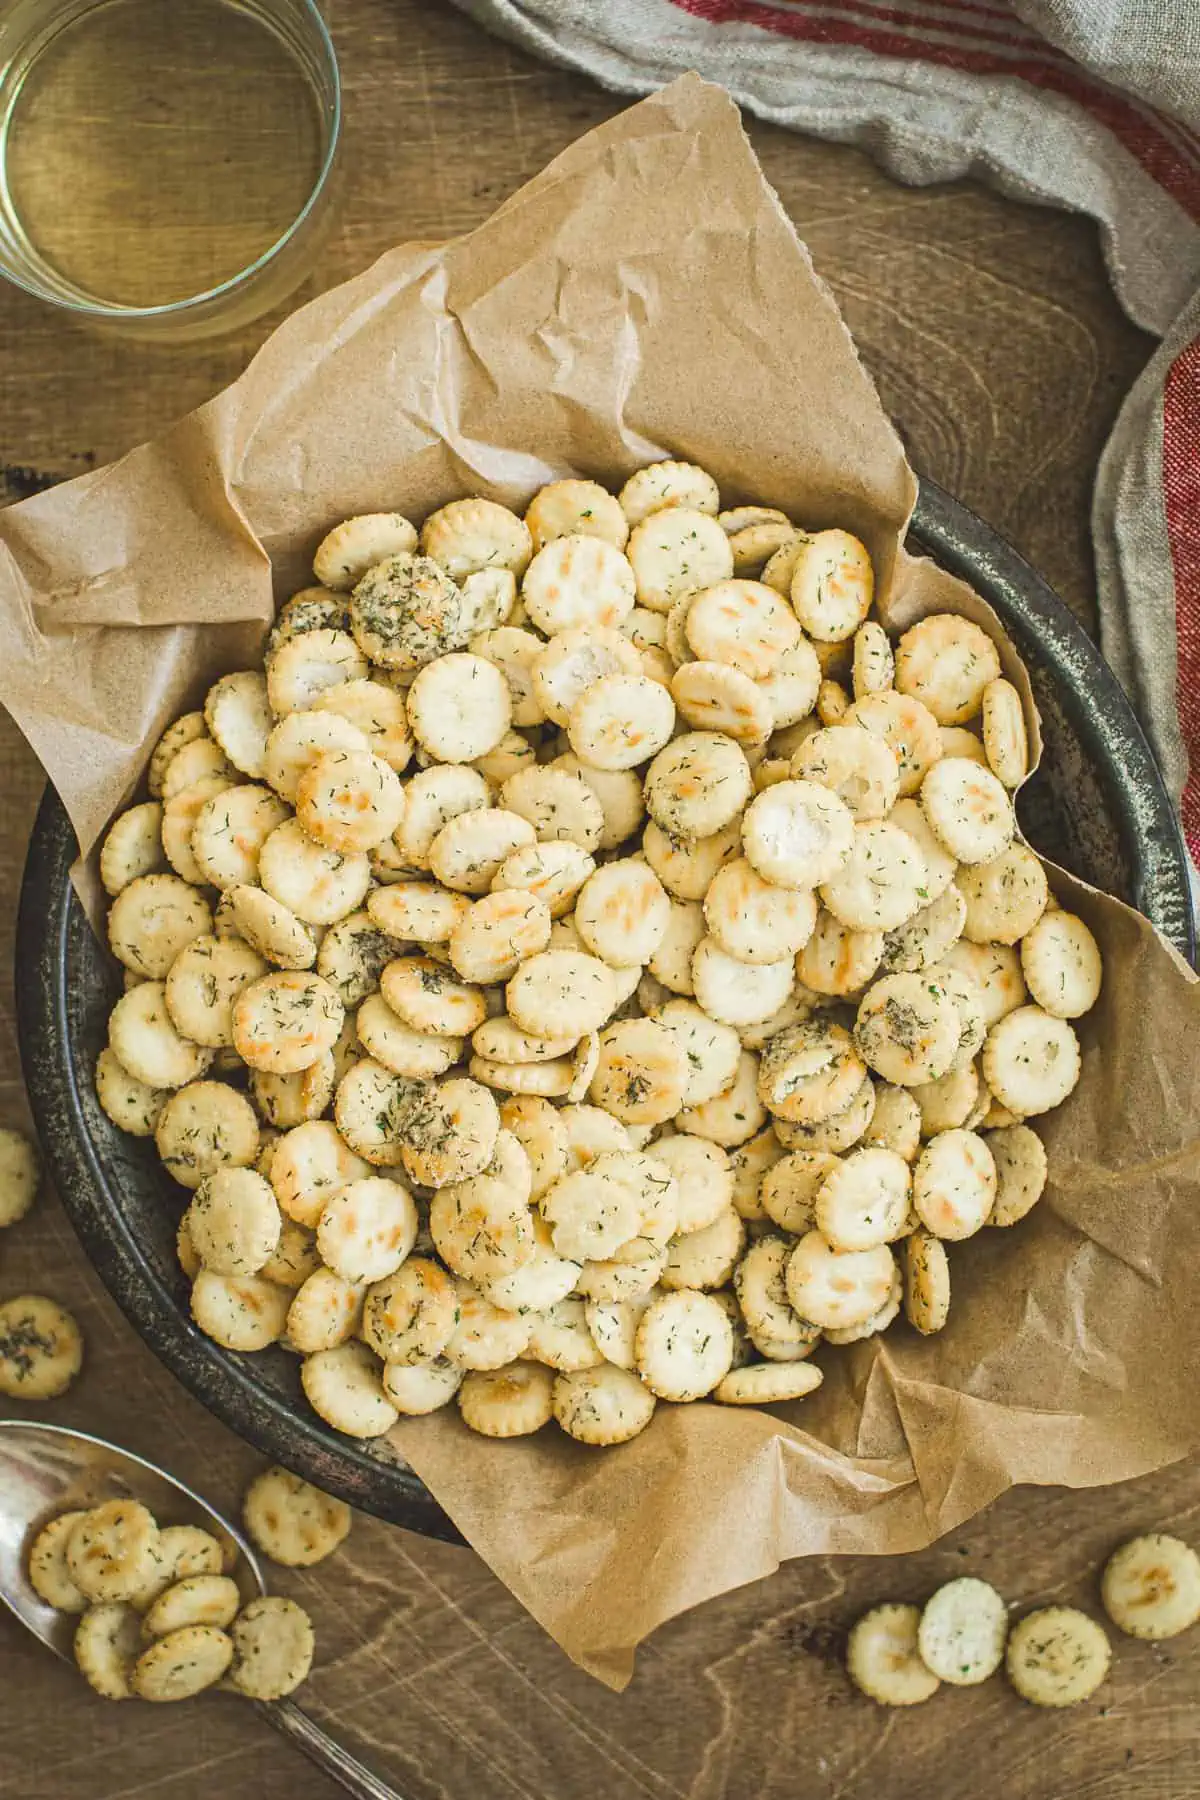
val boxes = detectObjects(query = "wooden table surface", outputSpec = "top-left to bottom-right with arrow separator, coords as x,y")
2,3 -> 1197,1796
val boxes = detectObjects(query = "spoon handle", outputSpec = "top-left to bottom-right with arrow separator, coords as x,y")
257,1697 -> 404,1800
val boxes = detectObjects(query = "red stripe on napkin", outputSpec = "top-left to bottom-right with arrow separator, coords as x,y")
669,0 -> 1200,218
1163,338 -> 1200,862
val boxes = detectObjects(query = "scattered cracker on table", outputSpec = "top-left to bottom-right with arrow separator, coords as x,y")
90,462 -> 1101,1452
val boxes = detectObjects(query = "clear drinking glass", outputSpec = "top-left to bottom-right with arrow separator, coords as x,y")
0,0 -> 340,339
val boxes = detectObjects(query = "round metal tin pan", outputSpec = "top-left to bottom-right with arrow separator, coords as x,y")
15,478 -> 1196,1541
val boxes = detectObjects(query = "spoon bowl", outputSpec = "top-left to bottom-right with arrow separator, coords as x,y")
0,1418 -> 258,1660
0,1418 -> 398,1799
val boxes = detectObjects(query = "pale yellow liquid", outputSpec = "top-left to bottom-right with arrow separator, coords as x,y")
6,0 -> 324,306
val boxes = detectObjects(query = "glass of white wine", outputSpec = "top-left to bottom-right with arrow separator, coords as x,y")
0,0 -> 341,339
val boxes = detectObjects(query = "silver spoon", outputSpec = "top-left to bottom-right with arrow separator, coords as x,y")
0,1418 -> 400,1800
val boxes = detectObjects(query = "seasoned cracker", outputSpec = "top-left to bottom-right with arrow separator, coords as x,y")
692,935 -> 794,1028
270,1118 -> 372,1227
981,675 -> 1029,787
703,857 -> 817,966
847,690 -> 942,797
566,671 -> 676,771
226,884 -> 318,971
469,625 -> 546,726
741,779 -> 854,888
296,748 -> 406,855
100,801 -> 167,897
301,1340 -> 398,1438
183,1166 -> 280,1277
642,816 -> 741,903
685,578 -> 802,680
785,1231 -> 895,1331
714,1361 -> 823,1405
147,711 -> 207,798
757,1018 -> 866,1125
796,909 -> 882,999
407,651 -> 513,763
646,1134 -> 732,1234
350,553 -> 467,670
982,1005 -> 1081,1116
522,534 -> 636,635
541,1163 -> 641,1263
501,764 -> 606,851
266,626 -> 367,714
204,670 -> 274,781
28,1509 -> 89,1612
917,1576 -> 1008,1685
74,1602 -> 143,1700
313,511 -> 418,588
985,1124 -> 1048,1227
936,942 -> 1024,1036
902,1227 -> 950,1334
109,981 -> 214,1089
847,1604 -> 940,1706
526,477 -> 629,551
444,1280 -> 531,1371
789,530 -> 873,642
634,1288 -> 734,1400
258,817 -> 372,925
661,1206 -> 746,1291
382,1358 -> 464,1414
532,626 -> 641,729
911,1061 -> 980,1136
164,934 -> 269,1049
191,1270 -> 291,1351
160,734 -> 235,800
142,1574 -> 240,1638
264,709 -> 370,802
854,972 -> 961,1087
362,1256 -> 459,1365
643,730 -> 752,839
619,461 -> 719,526
728,519 -> 797,575
773,1073 -> 876,1155
421,497 -> 532,582
921,756 -> 1014,865
429,806 -> 537,895
269,587 -> 352,652
820,820 -> 928,932
67,1500 -> 159,1604
398,1076 -> 500,1189
1101,1533 -> 1200,1640
676,1048 -> 766,1146
1020,909 -> 1102,1018
314,676 -> 414,773
506,948 -> 617,1039
814,1146 -> 911,1251
552,1363 -> 656,1445
792,722 -> 901,822
108,873 -> 213,981
315,1174 -> 417,1286
331,1058 -> 420,1167
228,1595 -> 315,1700
286,1260 -> 361,1353
1005,1607 -> 1110,1707
912,1128 -> 996,1240
458,1360 -> 555,1437
895,614 -> 1001,725
671,659 -> 774,743
232,971 -> 344,1074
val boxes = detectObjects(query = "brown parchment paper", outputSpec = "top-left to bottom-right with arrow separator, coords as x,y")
1,74 -> 1198,1691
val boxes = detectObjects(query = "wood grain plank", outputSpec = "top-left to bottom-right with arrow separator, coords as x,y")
0,4 -> 1188,1797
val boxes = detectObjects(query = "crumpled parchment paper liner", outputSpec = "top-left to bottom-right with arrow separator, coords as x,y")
1,74 -> 1195,1691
